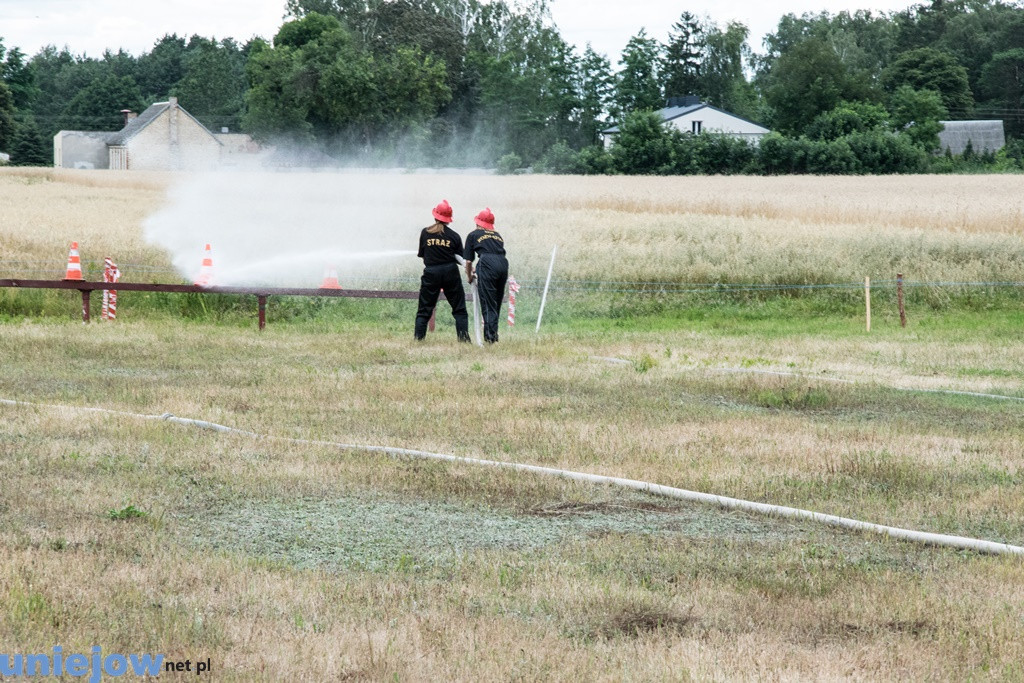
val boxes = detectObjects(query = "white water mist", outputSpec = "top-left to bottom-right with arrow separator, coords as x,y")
143,171 -> 437,287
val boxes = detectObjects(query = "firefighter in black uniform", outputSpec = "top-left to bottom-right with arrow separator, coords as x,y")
464,207 -> 508,344
415,199 -> 470,342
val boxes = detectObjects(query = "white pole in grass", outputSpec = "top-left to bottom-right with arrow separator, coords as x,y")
536,245 -> 557,334
865,276 -> 871,332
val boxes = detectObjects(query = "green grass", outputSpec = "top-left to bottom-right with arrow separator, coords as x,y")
107,503 -> 149,521
1,290 -> 1023,679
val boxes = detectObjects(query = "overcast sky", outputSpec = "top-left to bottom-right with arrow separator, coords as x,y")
0,0 -> 918,62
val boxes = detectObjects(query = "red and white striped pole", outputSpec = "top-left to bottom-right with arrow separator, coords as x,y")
507,276 -> 519,326
102,257 -> 120,321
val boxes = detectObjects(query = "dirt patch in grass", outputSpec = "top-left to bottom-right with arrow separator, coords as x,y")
590,605 -> 697,639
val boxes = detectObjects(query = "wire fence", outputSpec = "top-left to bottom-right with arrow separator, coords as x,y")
3,260 -> 1024,297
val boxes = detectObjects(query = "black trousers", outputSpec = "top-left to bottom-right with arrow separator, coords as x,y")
475,255 -> 508,343
415,263 -> 469,341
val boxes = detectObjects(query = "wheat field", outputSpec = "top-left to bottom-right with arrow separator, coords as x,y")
3,168 -> 1024,285
1,168 -> 1023,681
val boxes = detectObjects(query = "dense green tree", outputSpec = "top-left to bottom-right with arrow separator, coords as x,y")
761,10 -> 896,79
9,117 -> 49,165
610,109 -> 671,174
577,45 -> 613,144
892,0 -> 963,53
0,80 -> 15,152
365,1 -> 464,92
460,2 -> 585,162
576,143 -> 614,173
171,38 -> 247,131
888,85 -> 947,149
275,12 -> 345,48
534,139 -> 583,173
243,15 -> 450,148
692,133 -> 756,174
936,3 -> 1014,98
58,73 -> 146,131
661,12 -> 704,99
242,41 -> 312,141
881,47 -> 973,114
844,129 -> 926,173
806,100 -> 889,140
614,30 -> 662,117
284,0 -> 385,41
979,49 -> 1024,134
701,21 -> 757,119
135,35 -> 188,101
285,0 -> 382,22
100,49 -> 138,79
29,47 -> 105,137
2,46 -> 38,110
764,37 -> 874,135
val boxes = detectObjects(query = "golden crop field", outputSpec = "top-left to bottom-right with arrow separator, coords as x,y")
3,167 -> 1024,284
1,168 -> 1023,680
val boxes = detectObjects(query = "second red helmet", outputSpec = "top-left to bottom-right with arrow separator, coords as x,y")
474,207 -> 495,229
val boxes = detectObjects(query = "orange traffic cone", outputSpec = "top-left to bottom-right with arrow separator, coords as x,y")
63,241 -> 84,280
194,243 -> 214,287
320,266 -> 342,289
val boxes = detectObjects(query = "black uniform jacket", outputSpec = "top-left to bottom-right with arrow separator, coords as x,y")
464,228 -> 506,262
418,226 -> 464,266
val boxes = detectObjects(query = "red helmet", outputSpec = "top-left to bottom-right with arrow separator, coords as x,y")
474,207 -> 495,229
432,199 -> 453,224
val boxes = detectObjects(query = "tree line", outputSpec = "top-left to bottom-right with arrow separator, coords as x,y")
0,0 -> 1022,172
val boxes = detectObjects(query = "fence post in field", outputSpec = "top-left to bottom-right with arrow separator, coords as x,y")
897,273 -> 906,328
865,276 -> 871,332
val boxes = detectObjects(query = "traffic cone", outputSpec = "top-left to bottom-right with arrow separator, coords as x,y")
320,266 -> 342,289
194,243 -> 214,287
63,241 -> 83,280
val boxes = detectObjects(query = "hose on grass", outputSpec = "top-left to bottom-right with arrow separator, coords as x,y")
3,396 -> 1022,556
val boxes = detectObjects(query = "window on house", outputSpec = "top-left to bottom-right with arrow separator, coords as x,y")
692,120 -> 703,134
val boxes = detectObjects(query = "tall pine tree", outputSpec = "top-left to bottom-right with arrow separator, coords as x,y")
10,117 -> 49,166
662,12 -> 705,100
614,29 -> 663,117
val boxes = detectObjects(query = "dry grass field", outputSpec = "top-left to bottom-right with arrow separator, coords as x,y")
1,168 -> 1024,681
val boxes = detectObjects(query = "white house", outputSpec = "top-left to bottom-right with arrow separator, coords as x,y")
601,96 -> 770,149
54,97 -> 260,170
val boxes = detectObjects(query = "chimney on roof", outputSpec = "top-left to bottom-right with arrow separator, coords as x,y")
120,109 -> 137,126
666,95 -> 702,107
169,96 -> 178,108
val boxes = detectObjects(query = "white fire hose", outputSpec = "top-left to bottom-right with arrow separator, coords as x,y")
457,255 -> 483,347
2,397 -> 1021,557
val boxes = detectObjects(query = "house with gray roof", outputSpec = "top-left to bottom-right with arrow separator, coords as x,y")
53,97 -> 243,170
601,96 -> 771,149
937,120 -> 1005,156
